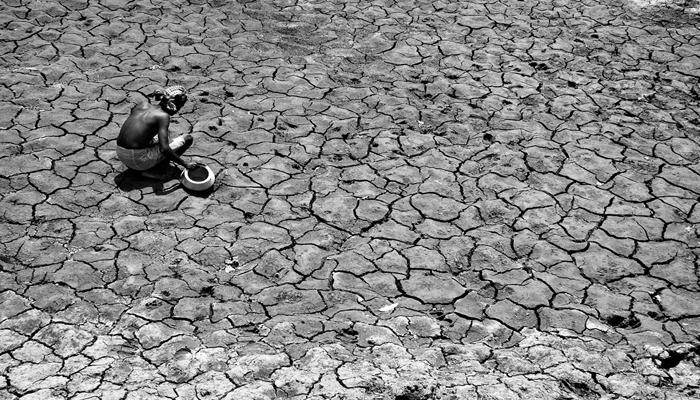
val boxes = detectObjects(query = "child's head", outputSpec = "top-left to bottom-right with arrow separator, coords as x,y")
153,85 -> 188,114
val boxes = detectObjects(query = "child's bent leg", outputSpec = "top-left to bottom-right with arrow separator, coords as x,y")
170,134 -> 193,156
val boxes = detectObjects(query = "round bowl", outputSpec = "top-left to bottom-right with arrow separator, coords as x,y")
181,164 -> 215,191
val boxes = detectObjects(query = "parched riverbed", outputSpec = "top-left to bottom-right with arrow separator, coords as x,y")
0,0 -> 699,399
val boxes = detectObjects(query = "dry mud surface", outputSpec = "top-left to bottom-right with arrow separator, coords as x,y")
1,0 -> 699,399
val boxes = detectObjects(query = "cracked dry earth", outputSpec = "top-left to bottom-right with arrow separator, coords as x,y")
1,0 -> 700,399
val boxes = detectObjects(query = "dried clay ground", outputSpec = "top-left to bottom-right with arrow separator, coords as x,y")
1,0 -> 699,399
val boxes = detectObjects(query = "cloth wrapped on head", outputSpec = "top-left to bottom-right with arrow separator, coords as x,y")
153,85 -> 188,112
164,85 -> 186,99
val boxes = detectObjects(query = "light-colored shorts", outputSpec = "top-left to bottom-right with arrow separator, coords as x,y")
117,135 -> 188,171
